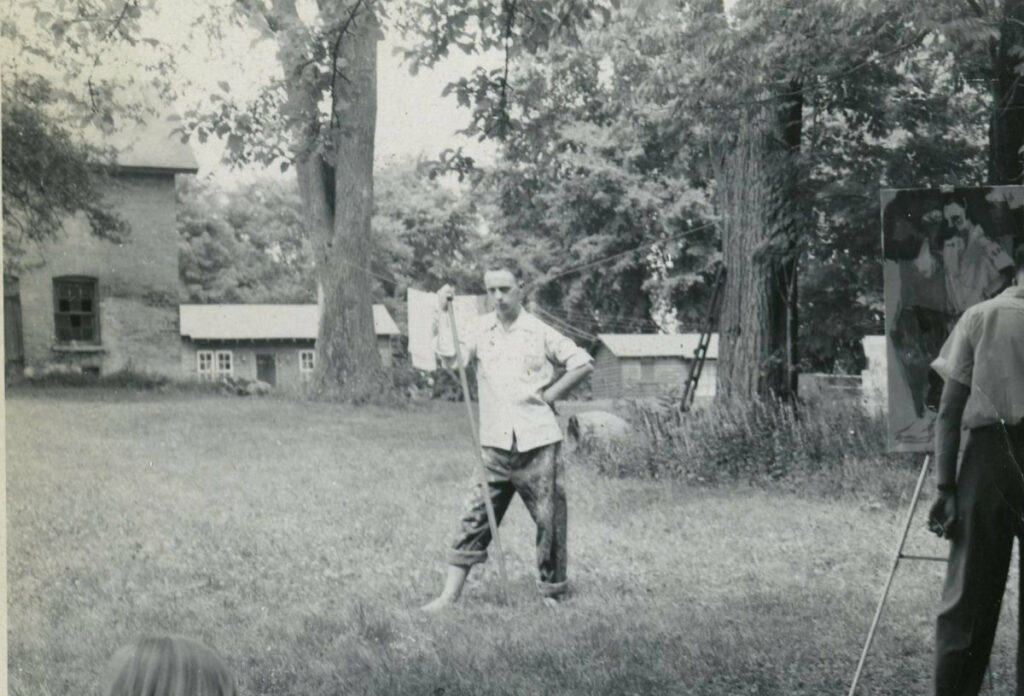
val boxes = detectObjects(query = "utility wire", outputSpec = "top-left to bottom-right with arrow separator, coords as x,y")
537,312 -> 649,336
532,305 -> 598,342
329,220 -> 717,300
537,306 -> 663,332
530,222 -> 717,290
531,305 -> 597,340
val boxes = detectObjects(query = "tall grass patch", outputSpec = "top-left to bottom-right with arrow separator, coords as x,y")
579,396 -> 919,504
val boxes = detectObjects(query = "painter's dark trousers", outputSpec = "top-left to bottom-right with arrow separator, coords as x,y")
935,421 -> 1024,696
446,441 -> 568,598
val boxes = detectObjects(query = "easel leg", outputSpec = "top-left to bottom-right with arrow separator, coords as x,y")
848,454 -> 932,696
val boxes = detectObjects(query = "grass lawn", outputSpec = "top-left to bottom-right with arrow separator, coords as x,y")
6,388 -> 1021,695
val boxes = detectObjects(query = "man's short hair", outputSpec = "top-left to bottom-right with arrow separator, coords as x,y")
482,255 -> 530,284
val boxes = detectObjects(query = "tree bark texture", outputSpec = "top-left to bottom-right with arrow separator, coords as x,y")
309,8 -> 387,401
282,3 -> 387,402
989,0 -> 1024,184
714,92 -> 802,403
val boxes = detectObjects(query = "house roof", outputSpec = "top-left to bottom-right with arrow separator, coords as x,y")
90,115 -> 199,174
179,304 -> 401,340
597,333 -> 719,359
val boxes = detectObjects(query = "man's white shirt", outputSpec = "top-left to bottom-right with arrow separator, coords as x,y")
434,309 -> 593,451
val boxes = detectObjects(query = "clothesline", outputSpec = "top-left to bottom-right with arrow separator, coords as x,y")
331,220 -> 718,297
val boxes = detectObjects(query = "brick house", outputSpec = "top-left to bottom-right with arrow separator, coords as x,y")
179,304 -> 401,389
6,117 -> 199,377
590,333 -> 719,400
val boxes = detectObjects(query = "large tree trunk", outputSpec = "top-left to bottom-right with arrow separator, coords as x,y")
714,88 -> 803,402
273,0 -> 388,401
989,0 -> 1024,184
304,7 -> 387,401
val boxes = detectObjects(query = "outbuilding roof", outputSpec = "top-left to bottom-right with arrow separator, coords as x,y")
179,304 -> 401,340
597,333 -> 719,359
88,115 -> 199,174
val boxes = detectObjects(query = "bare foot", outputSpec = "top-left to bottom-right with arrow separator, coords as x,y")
541,597 -> 560,609
420,596 -> 457,612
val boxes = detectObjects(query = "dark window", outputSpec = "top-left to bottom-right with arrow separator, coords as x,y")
53,277 -> 99,343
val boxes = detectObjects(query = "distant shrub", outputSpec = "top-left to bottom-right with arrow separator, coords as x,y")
575,394 -> 920,504
388,354 -> 478,402
15,368 -> 231,396
99,370 -> 174,390
17,368 -> 172,390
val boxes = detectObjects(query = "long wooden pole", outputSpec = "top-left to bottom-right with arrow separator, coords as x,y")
446,300 -> 511,604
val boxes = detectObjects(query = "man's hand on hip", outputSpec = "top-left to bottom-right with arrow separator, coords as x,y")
541,388 -> 559,414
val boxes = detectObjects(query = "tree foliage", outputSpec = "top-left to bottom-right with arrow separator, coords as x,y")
178,177 -> 316,304
2,87 -> 130,274
176,162 -> 482,315
461,39 -> 718,336
421,0 -> 1007,387
1,0 -> 178,274
372,164 -> 483,294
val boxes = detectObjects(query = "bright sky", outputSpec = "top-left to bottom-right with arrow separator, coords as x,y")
376,37 -> 499,171
158,3 -> 498,181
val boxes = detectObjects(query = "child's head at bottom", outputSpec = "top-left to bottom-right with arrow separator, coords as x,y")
104,635 -> 235,696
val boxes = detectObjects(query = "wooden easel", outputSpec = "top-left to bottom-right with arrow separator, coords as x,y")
847,454 -> 948,695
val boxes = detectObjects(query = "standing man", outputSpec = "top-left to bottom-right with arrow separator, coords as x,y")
421,258 -> 594,610
929,245 -> 1024,695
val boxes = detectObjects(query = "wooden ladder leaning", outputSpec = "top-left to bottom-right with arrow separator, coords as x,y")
679,267 -> 725,413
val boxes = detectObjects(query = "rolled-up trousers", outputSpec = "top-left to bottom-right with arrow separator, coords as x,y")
935,422 -> 1024,696
446,441 -> 568,598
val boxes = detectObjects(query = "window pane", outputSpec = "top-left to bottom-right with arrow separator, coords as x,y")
55,316 -> 71,341
54,278 -> 98,344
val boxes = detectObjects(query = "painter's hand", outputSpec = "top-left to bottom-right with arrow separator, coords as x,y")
436,284 -> 454,311
928,490 -> 957,539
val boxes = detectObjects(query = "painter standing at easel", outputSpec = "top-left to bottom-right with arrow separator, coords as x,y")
421,257 -> 594,610
928,245 -> 1024,695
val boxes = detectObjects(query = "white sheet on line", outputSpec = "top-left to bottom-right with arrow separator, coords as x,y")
406,287 -> 488,371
